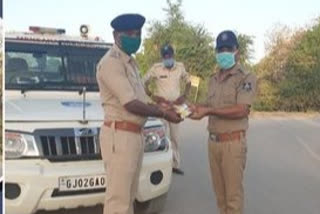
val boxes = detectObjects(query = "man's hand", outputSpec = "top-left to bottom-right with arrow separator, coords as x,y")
188,105 -> 210,120
163,109 -> 183,123
158,103 -> 182,123
173,95 -> 186,105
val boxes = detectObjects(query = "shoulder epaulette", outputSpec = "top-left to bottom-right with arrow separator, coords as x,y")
108,49 -> 121,59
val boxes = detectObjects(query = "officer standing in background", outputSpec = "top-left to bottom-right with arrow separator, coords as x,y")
96,14 -> 182,214
190,30 -> 257,214
144,44 -> 191,175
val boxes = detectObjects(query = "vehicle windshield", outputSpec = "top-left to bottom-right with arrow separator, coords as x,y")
5,41 -> 108,91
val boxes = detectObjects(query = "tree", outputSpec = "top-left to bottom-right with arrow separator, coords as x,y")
280,19 -> 320,111
253,25 -> 297,110
238,34 -> 254,66
254,19 -> 320,111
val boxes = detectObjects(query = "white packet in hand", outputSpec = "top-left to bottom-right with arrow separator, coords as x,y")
174,103 -> 192,119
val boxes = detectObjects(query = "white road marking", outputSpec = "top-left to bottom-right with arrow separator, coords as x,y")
300,119 -> 320,128
297,136 -> 320,162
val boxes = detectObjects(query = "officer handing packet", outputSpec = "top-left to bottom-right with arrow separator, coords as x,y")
157,100 -> 193,119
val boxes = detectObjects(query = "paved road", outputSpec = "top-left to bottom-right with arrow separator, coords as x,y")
162,117 -> 320,214
39,117 -> 320,214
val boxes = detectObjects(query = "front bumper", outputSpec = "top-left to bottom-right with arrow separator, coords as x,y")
5,150 -> 172,214
137,150 -> 172,202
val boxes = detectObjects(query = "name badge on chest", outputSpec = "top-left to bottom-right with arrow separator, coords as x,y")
160,75 -> 168,79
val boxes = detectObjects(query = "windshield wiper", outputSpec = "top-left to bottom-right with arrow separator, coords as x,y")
80,84 -> 99,92
6,81 -> 99,93
20,82 -> 46,94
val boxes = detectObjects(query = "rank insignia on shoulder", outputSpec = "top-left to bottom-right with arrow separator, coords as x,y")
242,82 -> 252,91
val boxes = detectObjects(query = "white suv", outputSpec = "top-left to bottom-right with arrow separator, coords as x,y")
5,26 -> 172,214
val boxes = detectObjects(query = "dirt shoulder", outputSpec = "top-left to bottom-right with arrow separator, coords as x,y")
250,111 -> 320,119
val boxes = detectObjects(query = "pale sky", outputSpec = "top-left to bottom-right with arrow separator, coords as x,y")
4,0 -> 320,63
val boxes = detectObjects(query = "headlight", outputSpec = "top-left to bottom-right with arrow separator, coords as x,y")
143,127 -> 169,153
5,132 -> 40,159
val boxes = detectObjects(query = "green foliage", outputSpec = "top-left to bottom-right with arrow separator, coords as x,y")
279,21 -> 320,111
252,79 -> 280,111
238,34 -> 254,65
255,19 -> 320,112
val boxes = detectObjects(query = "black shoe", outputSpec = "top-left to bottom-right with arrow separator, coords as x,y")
172,168 -> 184,175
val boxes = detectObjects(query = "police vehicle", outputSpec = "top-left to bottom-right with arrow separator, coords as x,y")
5,26 -> 172,214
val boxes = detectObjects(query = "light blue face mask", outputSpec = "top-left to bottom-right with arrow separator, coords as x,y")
163,58 -> 175,68
216,52 -> 236,70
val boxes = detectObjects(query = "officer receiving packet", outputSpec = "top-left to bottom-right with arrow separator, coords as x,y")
173,103 -> 192,119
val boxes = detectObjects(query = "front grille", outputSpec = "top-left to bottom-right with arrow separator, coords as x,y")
41,136 -> 58,156
35,128 -> 101,162
60,136 -> 77,155
80,136 -> 95,154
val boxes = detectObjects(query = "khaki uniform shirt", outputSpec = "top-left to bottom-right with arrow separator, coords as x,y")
96,44 -> 148,126
143,62 -> 191,101
207,64 -> 257,134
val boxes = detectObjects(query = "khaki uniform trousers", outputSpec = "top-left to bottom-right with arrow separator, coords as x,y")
162,120 -> 180,169
208,134 -> 247,214
100,125 -> 144,214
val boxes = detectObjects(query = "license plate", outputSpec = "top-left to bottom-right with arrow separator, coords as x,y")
59,175 -> 106,191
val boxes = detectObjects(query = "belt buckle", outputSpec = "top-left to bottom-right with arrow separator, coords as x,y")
210,133 -> 219,142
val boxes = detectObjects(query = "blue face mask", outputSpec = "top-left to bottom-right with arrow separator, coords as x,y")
163,58 -> 175,68
120,35 -> 141,55
216,52 -> 236,70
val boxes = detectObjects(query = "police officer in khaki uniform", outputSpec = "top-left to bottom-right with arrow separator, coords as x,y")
190,30 -> 257,214
144,44 -> 191,175
96,14 -> 182,214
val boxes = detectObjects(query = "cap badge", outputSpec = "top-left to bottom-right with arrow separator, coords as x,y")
221,33 -> 228,41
